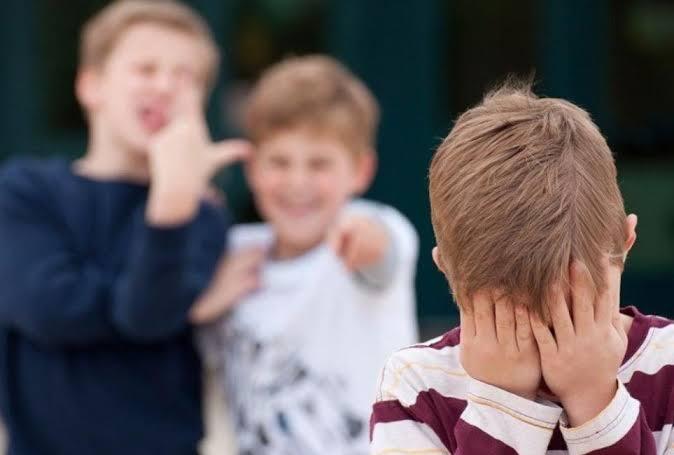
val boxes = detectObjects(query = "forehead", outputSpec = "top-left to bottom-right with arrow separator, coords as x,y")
258,128 -> 353,155
107,22 -> 207,68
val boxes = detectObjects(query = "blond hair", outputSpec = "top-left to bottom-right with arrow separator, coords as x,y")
429,82 -> 627,317
244,55 -> 379,154
80,0 -> 219,88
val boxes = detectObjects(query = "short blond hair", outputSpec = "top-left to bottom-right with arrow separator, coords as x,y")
429,82 -> 627,317
244,55 -> 380,154
80,0 -> 219,88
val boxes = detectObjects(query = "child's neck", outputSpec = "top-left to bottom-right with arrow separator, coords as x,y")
75,138 -> 149,183
272,237 -> 323,261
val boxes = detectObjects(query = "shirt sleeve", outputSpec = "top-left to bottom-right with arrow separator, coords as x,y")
346,199 -> 419,291
559,380 -> 658,454
370,353 -> 562,454
666,426 -> 674,455
370,399 -> 455,454
458,378 -> 563,454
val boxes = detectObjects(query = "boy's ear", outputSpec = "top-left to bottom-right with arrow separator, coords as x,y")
432,246 -> 444,273
352,151 -> 377,195
75,67 -> 102,112
624,213 -> 638,257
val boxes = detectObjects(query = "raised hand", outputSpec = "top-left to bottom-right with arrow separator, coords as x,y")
460,292 -> 541,400
326,214 -> 389,271
530,259 -> 627,427
146,83 -> 251,225
189,247 -> 266,324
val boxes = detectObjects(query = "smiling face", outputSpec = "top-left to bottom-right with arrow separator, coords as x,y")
247,128 -> 374,258
77,22 -> 210,155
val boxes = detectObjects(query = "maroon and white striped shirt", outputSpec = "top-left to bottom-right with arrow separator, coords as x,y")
370,307 -> 674,454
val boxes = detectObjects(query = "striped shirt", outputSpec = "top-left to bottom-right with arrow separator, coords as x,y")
370,306 -> 674,454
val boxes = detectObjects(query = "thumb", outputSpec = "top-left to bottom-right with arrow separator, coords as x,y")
327,222 -> 345,256
327,218 -> 354,259
207,139 -> 252,170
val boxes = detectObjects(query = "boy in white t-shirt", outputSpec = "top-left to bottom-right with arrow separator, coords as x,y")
191,55 -> 419,454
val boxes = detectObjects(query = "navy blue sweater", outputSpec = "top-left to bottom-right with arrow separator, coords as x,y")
0,159 -> 228,454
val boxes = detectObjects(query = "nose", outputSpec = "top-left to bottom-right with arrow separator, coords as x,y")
153,70 -> 177,96
287,165 -> 310,193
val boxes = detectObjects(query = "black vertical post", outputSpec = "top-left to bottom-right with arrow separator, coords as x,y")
328,0 -> 452,323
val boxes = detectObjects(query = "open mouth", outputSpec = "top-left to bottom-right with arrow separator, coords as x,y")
138,106 -> 169,133
278,200 -> 320,218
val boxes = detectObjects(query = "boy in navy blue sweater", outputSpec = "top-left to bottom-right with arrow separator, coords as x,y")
0,1 -> 249,453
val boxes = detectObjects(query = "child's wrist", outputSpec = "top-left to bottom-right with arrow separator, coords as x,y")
469,376 -> 538,401
147,183 -> 201,226
502,385 -> 537,401
560,379 -> 618,427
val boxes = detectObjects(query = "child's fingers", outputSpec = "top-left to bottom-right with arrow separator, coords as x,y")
570,260 -> 595,333
473,291 -> 496,339
202,185 -> 227,206
327,218 -> 353,260
236,274 -> 261,299
326,219 -> 344,254
208,140 -> 252,171
596,255 -> 621,325
494,294 -> 516,349
343,230 -> 362,270
515,305 -> 535,352
327,229 -> 346,259
189,273 -> 259,324
227,248 -> 266,273
530,311 -> 557,356
188,303 -> 213,324
549,284 -> 575,345
190,297 -> 222,324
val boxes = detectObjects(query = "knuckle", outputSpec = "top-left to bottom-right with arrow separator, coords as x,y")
475,311 -> 490,322
496,320 -> 514,330
559,345 -> 574,358
516,331 -> 532,343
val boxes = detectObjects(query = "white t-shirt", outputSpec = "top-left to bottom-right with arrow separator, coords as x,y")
201,199 -> 418,455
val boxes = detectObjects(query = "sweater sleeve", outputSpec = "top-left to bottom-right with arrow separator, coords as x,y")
559,381 -> 658,454
110,223 -> 197,341
0,162 -> 227,346
370,353 -> 562,455
111,205 -> 226,341
0,164 -> 117,345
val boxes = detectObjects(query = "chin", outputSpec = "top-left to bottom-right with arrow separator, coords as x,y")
277,230 -> 324,250
121,132 -> 153,156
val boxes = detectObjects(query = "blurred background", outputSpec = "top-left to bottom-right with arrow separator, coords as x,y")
1,0 -> 673,338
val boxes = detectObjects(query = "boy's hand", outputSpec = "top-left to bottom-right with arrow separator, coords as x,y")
530,259 -> 627,427
146,85 -> 251,225
460,293 -> 541,400
327,214 -> 390,271
189,248 -> 265,324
